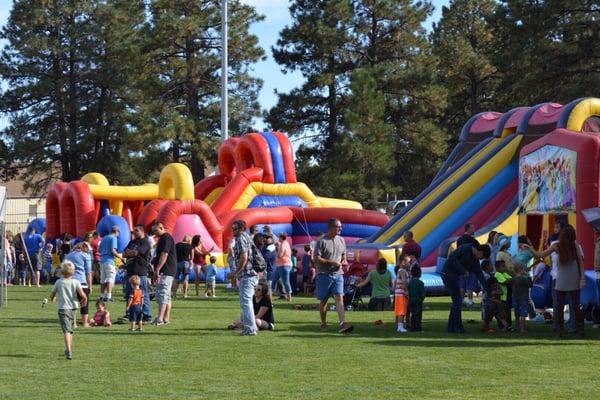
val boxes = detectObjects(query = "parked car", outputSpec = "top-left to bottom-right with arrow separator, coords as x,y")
386,200 -> 412,216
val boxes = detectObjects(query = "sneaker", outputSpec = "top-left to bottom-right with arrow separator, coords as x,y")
163,320 -> 170,325
205,294 -> 209,298
228,324 -> 238,330
320,323 -> 328,333
152,319 -> 164,326
397,327 -> 407,333
226,283 -> 233,289
128,328 -> 135,332
241,331 -> 257,336
65,350 -> 72,360
338,323 -> 354,334
268,323 -> 275,331
136,328 -> 144,332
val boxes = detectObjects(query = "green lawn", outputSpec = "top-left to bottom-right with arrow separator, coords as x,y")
1,284 -> 599,400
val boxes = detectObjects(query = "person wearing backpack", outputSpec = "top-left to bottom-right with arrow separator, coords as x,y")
230,220 -> 259,336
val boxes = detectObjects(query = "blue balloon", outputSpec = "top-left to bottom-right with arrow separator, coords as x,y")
96,215 -> 130,252
27,218 -> 46,235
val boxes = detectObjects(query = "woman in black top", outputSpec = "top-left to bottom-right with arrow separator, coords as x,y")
228,280 -> 275,331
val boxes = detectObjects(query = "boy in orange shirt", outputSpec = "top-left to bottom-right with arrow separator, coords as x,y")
127,275 -> 144,332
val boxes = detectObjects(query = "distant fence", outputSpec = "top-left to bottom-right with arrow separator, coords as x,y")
5,198 -> 46,234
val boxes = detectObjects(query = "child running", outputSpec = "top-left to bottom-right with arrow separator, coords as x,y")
49,261 -> 88,360
204,256 -> 218,298
394,255 -> 410,333
126,275 -> 144,332
89,299 -> 112,327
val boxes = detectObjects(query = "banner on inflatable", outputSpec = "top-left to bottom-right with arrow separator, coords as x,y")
519,145 -> 576,213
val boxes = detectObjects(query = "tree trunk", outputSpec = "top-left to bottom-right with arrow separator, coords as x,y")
185,31 -> 205,182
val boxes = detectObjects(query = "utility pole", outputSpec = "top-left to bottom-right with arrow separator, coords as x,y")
221,0 -> 228,142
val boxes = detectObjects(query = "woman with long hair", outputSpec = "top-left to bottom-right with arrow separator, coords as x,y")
228,280 -> 275,331
528,225 -> 585,337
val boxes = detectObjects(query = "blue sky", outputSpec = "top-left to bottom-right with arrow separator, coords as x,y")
0,0 -> 449,130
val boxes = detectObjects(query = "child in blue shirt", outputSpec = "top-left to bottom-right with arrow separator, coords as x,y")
203,256 -> 218,298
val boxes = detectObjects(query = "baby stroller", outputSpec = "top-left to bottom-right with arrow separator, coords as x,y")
343,261 -> 367,311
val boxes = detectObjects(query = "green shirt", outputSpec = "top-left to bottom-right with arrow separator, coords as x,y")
368,269 -> 392,299
408,278 -> 425,304
495,272 -> 512,301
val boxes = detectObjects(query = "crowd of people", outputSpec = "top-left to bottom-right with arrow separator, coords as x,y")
4,214 -> 599,360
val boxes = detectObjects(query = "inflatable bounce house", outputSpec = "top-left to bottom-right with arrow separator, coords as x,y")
45,132 -> 388,281
306,97 -> 599,306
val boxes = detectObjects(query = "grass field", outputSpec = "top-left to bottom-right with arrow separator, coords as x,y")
1,284 -> 599,400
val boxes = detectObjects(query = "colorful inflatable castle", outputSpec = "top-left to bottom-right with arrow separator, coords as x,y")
321,97 -> 600,307
45,132 -> 389,281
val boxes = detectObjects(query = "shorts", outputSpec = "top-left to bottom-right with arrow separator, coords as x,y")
394,295 -> 408,317
100,263 -> 116,284
177,261 -> 191,282
516,301 -> 529,318
368,296 -> 391,311
128,304 -> 143,323
206,279 -> 216,289
316,274 -> 344,301
155,275 -> 174,305
58,309 -> 77,334
29,253 -> 42,271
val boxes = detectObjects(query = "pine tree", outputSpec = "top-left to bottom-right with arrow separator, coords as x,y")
140,0 -> 264,182
490,0 -> 600,106
431,0 -> 499,140
266,0 -> 355,156
0,0 -> 147,193
352,0 -> 449,196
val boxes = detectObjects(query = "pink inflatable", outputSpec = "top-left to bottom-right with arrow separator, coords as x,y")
172,214 -> 220,252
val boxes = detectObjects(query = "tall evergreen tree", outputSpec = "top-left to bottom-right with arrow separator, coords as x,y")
275,0 -> 448,202
490,0 -> 600,106
431,0 -> 499,140
140,0 -> 264,182
0,0 -> 147,193
266,0 -> 354,157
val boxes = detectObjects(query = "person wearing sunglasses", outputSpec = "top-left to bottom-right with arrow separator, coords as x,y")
228,280 -> 274,331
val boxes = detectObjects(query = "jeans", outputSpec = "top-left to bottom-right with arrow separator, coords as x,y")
442,272 -> 464,333
271,266 -> 292,294
409,302 -> 423,331
125,275 -> 152,320
239,275 -> 258,334
596,279 -> 600,307
556,289 -> 584,336
552,279 -> 576,332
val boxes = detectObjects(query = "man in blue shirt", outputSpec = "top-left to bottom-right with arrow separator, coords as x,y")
99,226 -> 121,301
65,242 -> 93,327
24,227 -> 43,287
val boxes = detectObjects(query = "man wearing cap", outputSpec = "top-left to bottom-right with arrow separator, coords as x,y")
99,226 -> 121,301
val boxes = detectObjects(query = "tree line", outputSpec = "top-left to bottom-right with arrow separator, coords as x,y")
1,0 -> 599,207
